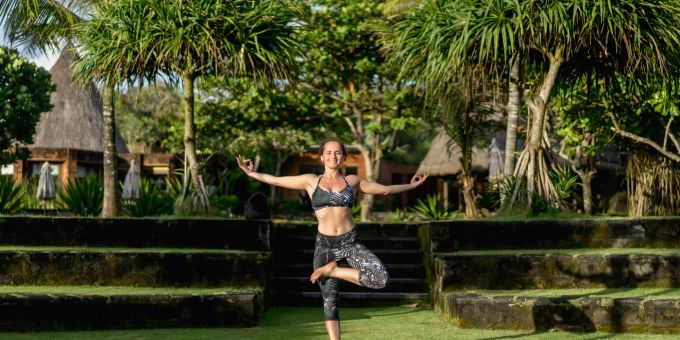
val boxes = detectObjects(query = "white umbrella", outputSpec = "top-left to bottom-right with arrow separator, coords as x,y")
36,161 -> 56,201
488,137 -> 504,183
122,160 -> 140,200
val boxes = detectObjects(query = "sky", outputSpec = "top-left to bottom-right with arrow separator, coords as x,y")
1,26 -> 59,70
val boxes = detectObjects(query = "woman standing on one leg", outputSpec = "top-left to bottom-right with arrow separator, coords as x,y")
237,138 -> 427,340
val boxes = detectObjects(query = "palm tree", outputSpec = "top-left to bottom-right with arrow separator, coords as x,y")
73,0 -> 300,213
0,0 -> 122,217
386,0 -> 680,209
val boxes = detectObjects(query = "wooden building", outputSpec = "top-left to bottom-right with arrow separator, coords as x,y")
3,47 -> 176,186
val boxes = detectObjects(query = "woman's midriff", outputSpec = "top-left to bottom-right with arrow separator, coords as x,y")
315,207 -> 354,236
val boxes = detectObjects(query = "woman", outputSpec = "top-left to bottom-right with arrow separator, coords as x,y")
236,138 -> 428,340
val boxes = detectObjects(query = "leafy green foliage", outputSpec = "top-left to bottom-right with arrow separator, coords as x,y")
410,194 -> 452,220
0,176 -> 22,214
209,194 -> 239,214
57,175 -> 103,217
0,47 -> 55,165
115,85 -> 183,153
549,165 -> 580,206
123,178 -> 174,217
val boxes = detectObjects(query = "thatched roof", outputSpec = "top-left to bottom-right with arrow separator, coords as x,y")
417,130 -> 490,176
31,47 -> 128,153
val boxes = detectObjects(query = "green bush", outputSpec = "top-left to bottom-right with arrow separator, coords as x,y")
410,194 -> 452,220
277,199 -> 302,212
0,176 -> 22,214
57,175 -> 103,217
210,194 -> 239,213
123,178 -> 174,217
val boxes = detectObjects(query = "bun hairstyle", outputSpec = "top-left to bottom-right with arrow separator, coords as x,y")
319,138 -> 347,161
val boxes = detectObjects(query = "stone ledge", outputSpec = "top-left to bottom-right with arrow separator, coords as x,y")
0,249 -> 270,287
429,219 -> 680,252
434,252 -> 680,290
439,291 -> 680,333
0,289 -> 263,331
0,217 -> 271,250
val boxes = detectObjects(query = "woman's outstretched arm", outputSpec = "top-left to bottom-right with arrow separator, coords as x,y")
236,155 -> 313,191
354,173 -> 429,195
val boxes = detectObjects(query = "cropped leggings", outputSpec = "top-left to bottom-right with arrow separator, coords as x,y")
313,229 -> 389,321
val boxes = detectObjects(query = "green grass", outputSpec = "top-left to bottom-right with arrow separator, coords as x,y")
0,246 -> 262,254
0,285 -> 260,296
444,248 -> 680,256
0,306 -> 678,339
457,288 -> 680,300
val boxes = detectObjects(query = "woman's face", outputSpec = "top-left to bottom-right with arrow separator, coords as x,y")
321,141 -> 344,168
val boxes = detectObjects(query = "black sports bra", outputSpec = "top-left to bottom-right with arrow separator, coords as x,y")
311,176 -> 355,211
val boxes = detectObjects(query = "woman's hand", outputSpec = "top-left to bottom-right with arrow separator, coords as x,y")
410,172 -> 429,188
236,155 -> 254,174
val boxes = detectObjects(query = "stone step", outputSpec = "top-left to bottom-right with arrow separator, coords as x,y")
434,249 -> 680,290
271,291 -> 429,307
0,217 -> 270,250
0,285 -> 263,331
272,235 -> 421,251
277,249 -> 424,264
272,223 -> 423,239
271,277 -> 428,293
0,247 -> 269,287
429,219 -> 680,252
438,289 -> 680,333
272,263 -> 426,278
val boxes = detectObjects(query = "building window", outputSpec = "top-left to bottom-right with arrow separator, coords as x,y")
77,165 -> 101,178
30,162 -> 60,178
1,164 -> 13,176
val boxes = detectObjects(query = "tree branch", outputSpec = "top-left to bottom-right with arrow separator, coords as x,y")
607,111 -> 680,162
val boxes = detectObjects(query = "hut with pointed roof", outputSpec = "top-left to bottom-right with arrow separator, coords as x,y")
8,47 -> 176,187
417,130 -> 494,209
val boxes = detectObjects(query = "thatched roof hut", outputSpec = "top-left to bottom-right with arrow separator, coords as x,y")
31,47 -> 128,153
417,130 -> 490,176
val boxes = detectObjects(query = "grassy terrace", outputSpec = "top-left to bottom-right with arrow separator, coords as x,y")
0,246 -> 262,253
452,288 -> 680,300
0,285 -> 261,296
0,307 -> 678,340
443,248 -> 680,256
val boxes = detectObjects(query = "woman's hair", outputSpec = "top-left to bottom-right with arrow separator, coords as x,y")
319,138 -> 347,160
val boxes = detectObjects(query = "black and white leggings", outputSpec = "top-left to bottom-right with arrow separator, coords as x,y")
313,229 -> 389,321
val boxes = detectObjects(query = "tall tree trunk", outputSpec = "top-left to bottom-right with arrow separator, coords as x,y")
511,48 -> 563,209
358,144 -> 381,222
580,172 -> 594,214
271,151 -> 283,204
460,166 -> 479,218
182,72 -> 209,213
504,54 -> 521,176
101,86 -> 119,218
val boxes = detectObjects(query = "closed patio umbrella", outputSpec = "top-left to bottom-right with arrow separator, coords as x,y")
488,137 -> 504,183
36,161 -> 56,201
122,160 -> 140,200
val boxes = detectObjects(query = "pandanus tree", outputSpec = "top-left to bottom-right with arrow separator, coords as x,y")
0,0 -> 123,217
386,0 -> 680,210
73,0 -> 301,213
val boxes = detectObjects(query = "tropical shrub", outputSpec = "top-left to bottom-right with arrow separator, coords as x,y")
0,176 -> 22,214
210,194 -> 239,213
123,178 -> 174,217
57,175 -> 103,217
549,165 -> 581,209
410,194 -> 452,220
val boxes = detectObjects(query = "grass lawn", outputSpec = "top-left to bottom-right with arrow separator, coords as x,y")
1,306 -> 679,340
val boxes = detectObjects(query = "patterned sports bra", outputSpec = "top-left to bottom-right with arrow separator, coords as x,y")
311,175 -> 355,211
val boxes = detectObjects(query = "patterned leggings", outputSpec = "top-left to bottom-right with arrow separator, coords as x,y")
313,229 -> 389,321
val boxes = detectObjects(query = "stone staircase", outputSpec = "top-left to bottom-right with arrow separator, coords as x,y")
270,222 -> 429,307
0,217 -> 271,331
428,219 -> 680,333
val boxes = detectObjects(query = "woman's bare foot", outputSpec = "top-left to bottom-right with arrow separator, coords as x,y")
310,261 -> 338,284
